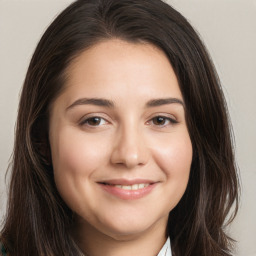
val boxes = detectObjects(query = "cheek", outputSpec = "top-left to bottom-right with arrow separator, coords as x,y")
51,129 -> 109,176
151,131 -> 192,187
50,128 -> 110,205
153,133 -> 192,210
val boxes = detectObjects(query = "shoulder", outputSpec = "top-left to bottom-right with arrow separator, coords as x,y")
0,242 -> 8,256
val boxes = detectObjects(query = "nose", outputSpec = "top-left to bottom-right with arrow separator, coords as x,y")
110,125 -> 149,169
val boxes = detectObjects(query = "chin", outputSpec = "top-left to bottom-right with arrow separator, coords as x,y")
95,213 -> 167,241
102,225 -> 152,241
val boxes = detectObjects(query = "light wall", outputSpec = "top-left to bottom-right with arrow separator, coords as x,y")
0,1 -> 255,255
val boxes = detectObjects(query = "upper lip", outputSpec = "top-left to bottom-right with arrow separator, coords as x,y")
97,179 -> 158,185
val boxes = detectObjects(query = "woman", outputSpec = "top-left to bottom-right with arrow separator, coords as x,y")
0,0 -> 239,255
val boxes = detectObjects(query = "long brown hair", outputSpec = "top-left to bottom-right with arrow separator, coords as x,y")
1,0 -> 239,255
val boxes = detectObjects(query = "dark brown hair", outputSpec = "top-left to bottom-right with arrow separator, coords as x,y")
1,0 -> 239,255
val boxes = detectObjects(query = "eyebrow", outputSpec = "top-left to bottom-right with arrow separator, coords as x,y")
66,98 -> 115,110
66,97 -> 184,111
146,98 -> 184,107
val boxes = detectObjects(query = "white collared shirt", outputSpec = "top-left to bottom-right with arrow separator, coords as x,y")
157,237 -> 172,256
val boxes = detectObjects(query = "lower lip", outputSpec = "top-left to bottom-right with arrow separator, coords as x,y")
98,183 -> 157,200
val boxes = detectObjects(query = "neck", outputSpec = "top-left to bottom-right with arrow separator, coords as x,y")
71,217 -> 168,256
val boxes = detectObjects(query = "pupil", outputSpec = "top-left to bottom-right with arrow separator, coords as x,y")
88,117 -> 101,125
154,117 -> 165,125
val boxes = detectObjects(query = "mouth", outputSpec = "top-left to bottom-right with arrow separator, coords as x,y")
97,179 -> 158,200
99,182 -> 151,190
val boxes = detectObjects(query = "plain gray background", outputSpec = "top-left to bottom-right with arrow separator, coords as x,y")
0,0 -> 255,255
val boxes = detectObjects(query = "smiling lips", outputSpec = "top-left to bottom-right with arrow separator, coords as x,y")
110,183 -> 150,190
98,179 -> 158,200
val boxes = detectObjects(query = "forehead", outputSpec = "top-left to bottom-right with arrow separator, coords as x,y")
54,39 -> 183,108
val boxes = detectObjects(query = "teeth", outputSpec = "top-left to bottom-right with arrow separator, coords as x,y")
122,185 -> 132,190
138,183 -> 145,189
132,184 -> 139,190
113,183 -> 149,190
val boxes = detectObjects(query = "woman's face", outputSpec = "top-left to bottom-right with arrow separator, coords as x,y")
49,39 -> 192,240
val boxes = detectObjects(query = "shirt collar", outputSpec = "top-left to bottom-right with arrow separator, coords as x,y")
157,237 -> 172,256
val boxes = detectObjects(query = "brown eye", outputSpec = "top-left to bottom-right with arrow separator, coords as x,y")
150,116 -> 177,127
82,117 -> 107,126
152,116 -> 168,126
87,117 -> 101,126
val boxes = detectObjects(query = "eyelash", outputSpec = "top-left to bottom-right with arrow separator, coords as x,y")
80,116 -> 108,127
147,116 -> 178,127
79,115 -> 178,128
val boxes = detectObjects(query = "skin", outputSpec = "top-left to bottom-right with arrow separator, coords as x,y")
49,39 -> 193,256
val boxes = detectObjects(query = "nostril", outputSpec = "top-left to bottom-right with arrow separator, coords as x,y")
110,138 -> 149,168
